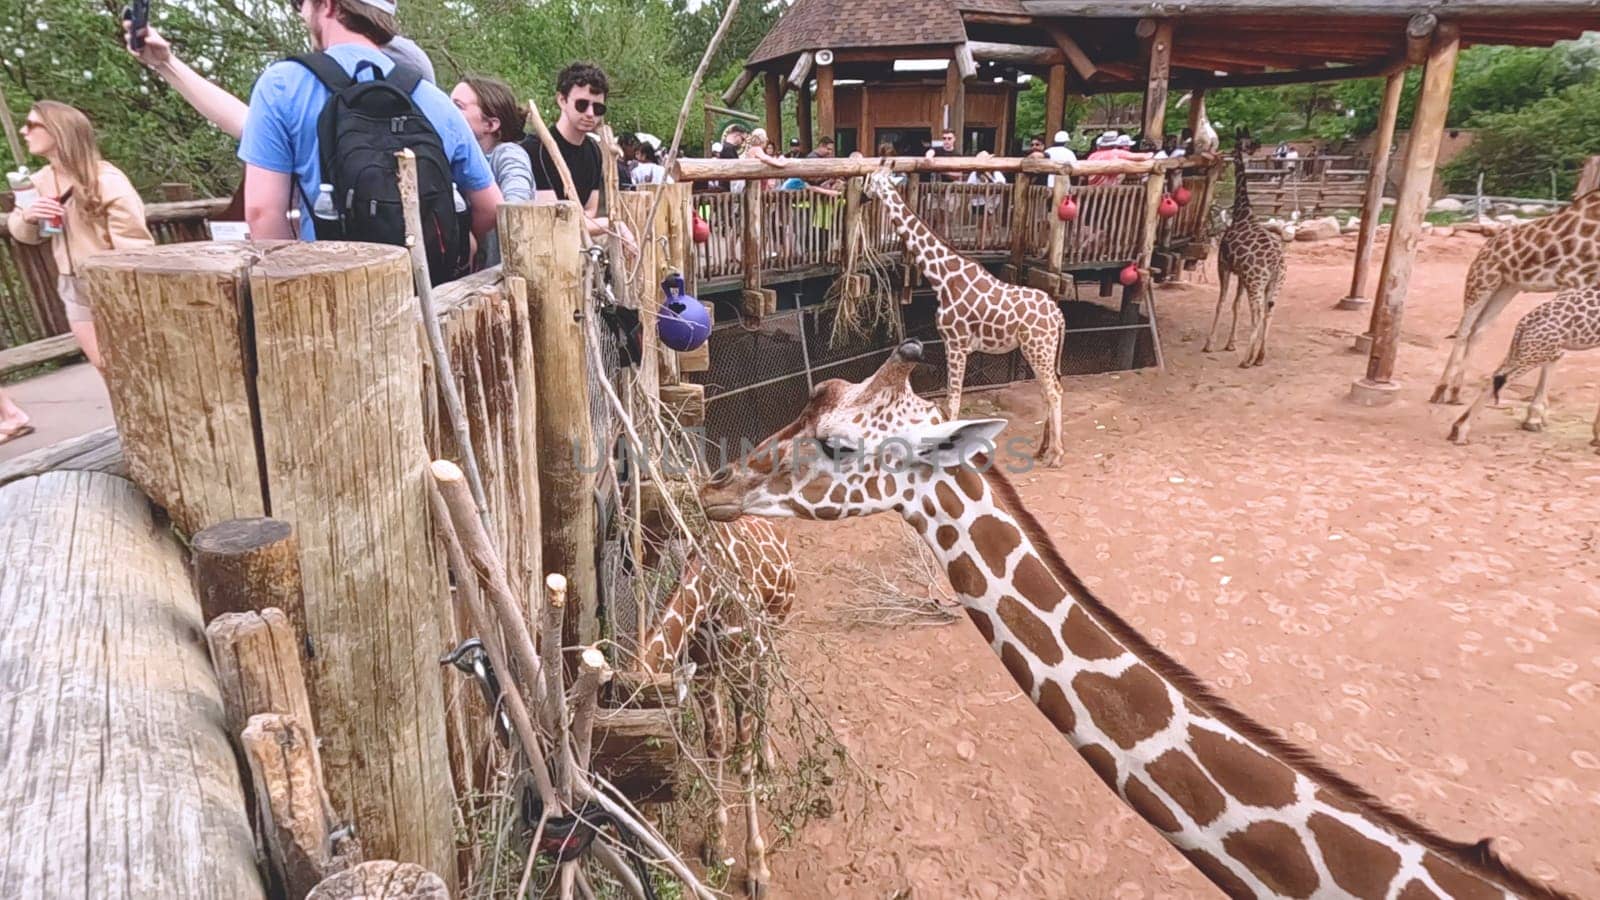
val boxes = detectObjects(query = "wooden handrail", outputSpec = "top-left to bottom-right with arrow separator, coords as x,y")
0,196 -> 229,240
674,154 -> 1216,182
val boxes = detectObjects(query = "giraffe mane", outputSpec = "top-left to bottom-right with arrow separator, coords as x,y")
977,463 -> 1577,900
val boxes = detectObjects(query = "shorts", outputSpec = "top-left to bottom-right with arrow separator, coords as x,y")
58,275 -> 93,323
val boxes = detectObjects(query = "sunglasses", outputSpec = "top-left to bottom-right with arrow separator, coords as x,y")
572,98 -> 607,116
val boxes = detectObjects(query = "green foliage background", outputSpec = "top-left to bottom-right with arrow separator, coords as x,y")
2,3 -> 1596,199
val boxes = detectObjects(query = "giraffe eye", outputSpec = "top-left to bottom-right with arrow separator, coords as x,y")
818,437 -> 855,460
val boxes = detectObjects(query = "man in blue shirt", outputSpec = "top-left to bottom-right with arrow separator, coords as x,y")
239,0 -> 501,242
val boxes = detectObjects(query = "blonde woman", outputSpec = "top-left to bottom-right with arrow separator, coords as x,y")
732,127 -> 787,193
6,101 -> 154,370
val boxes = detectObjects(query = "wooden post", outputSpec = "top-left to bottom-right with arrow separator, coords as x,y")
1007,173 -> 1033,274
192,517 -> 305,632
797,81 -> 813,152
1141,19 -> 1174,142
1353,22 -> 1460,405
1044,65 -> 1067,143
945,61 -> 967,149
0,470 -> 265,898
1126,167 -> 1170,370
764,71 -> 783,148
241,713 -> 360,900
817,64 -> 836,147
207,608 -> 320,756
1047,174 -> 1070,281
1340,70 -> 1405,310
308,862 -> 448,900
621,189 -> 666,395
861,84 -> 873,151
248,243 -> 456,885
498,202 -> 601,652
77,244 -> 268,535
741,180 -> 775,318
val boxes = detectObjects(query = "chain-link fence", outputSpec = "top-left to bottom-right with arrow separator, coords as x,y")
687,290 -> 1156,454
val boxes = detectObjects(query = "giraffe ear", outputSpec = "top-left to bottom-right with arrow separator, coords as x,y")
902,418 -> 1009,468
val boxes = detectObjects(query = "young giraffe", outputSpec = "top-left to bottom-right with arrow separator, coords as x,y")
863,167 -> 1067,467
638,517 -> 795,898
700,341 -> 1574,900
1431,191 -> 1600,405
1206,128 -> 1286,368
1448,285 -> 1600,447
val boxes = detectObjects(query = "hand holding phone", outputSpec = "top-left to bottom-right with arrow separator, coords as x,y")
123,0 -> 150,52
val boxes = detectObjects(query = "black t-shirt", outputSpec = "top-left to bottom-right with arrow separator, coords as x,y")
717,141 -> 742,160
522,129 -> 603,206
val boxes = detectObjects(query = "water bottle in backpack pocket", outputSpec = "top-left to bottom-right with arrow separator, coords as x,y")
291,52 -> 470,286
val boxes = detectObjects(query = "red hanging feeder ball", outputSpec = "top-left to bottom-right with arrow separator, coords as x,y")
1158,194 -> 1180,219
692,215 -> 711,245
1174,185 -> 1194,206
1056,196 -> 1079,222
1119,263 -> 1141,286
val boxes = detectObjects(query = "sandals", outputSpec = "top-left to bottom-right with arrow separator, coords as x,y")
0,422 -> 35,446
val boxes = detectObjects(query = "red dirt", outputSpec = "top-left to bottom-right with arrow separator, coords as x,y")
761,233 -> 1600,898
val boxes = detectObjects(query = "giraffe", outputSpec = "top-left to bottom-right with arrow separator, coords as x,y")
1430,191 -> 1600,405
1206,128 -> 1286,368
638,517 -> 795,898
1448,285 -> 1600,448
698,341 -> 1575,900
862,167 -> 1067,467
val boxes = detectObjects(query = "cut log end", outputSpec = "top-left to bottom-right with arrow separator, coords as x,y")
306,861 -> 448,900
545,572 -> 569,607
429,459 -> 466,482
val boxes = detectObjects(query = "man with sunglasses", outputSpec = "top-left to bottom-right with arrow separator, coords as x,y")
523,63 -> 618,241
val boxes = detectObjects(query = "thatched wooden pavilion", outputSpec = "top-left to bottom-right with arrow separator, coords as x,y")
726,0 -> 1600,403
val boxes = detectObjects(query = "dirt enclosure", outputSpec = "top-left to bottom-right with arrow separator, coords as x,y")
764,234 -> 1600,898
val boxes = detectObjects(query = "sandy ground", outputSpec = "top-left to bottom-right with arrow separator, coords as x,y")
759,233 -> 1600,899
0,362 -> 111,462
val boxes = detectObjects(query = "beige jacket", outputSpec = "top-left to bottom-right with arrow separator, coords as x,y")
6,161 -> 154,276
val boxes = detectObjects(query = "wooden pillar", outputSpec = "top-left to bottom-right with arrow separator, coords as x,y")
796,81 -> 813,153
1007,173 -> 1033,272
945,61 -> 967,150
192,517 -> 305,633
1353,22 -> 1460,405
499,202 -> 601,650
861,85 -> 873,152
1002,81 -> 1019,153
1141,19 -> 1174,142
0,470 -> 266,898
763,71 -> 783,148
817,64 -> 836,147
740,180 -> 776,318
77,244 -> 268,535
249,243 -> 456,885
1341,70 -> 1406,311
1044,64 -> 1067,142
1125,167 -> 1170,369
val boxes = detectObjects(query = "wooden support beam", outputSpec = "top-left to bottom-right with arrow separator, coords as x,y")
501,202 -> 601,653
1008,173 -> 1033,269
970,40 -> 1065,66
1142,19 -> 1175,142
1341,70 -> 1405,310
945,62 -> 967,148
675,154 -> 1199,182
1356,23 -> 1460,403
1079,56 -> 1400,95
1047,176 -> 1070,277
742,179 -> 768,319
796,81 -> 813,152
817,64 -> 837,145
1044,24 -> 1098,80
1045,64 -> 1067,143
954,42 -> 979,81
0,471 -> 266,899
763,71 -> 783,146
1406,13 -> 1440,64
722,68 -> 756,106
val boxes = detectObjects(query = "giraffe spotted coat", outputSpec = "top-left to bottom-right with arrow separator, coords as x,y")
1207,133 -> 1286,368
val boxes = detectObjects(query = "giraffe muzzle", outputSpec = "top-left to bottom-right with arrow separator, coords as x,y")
896,340 -> 924,363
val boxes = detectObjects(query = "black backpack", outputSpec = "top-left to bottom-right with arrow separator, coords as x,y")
291,52 -> 469,286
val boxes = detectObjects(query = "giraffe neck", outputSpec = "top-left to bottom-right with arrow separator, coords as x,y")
879,187 -> 983,294
640,558 -> 711,673
881,462 -> 1557,900
1232,151 -> 1254,222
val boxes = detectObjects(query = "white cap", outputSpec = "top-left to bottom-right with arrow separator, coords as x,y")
1114,134 -> 1135,148
1053,130 -> 1070,144
1095,130 -> 1118,147
358,0 -> 398,11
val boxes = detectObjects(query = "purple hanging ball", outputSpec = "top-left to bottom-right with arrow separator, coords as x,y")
658,292 -> 711,352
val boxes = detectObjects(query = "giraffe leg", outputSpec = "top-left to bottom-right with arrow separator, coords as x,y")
1250,275 -> 1282,368
945,343 -> 970,421
1592,390 -> 1600,448
1225,279 -> 1246,352
1522,363 -> 1555,432
1450,362 -> 1541,444
735,691 -> 771,898
1203,265 -> 1232,353
1022,327 -> 1066,467
695,676 -> 730,869
1435,284 -> 1518,405
1240,285 -> 1268,369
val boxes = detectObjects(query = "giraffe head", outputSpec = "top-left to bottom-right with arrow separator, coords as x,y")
701,340 -> 1006,522
862,166 -> 900,203
1233,126 -> 1258,157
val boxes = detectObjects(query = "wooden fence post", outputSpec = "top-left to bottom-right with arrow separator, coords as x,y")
248,242 -> 456,885
740,181 -> 775,319
192,517 -> 306,632
499,202 -> 602,654
77,244 -> 267,535
242,713 -> 361,900
1005,173 -> 1033,279
1340,70 -> 1405,311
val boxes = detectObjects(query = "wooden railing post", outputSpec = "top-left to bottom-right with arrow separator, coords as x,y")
499,202 -> 602,654
1045,174 -> 1070,292
1006,172 -> 1033,280
1125,169 -> 1170,370
740,181 -> 775,319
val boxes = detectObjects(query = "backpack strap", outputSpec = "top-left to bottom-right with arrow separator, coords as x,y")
288,52 -> 354,91
384,64 -> 423,95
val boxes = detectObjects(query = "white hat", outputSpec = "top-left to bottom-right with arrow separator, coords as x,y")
357,0 -> 398,12
1114,134 -> 1135,148
1053,130 -> 1070,144
1095,130 -> 1118,147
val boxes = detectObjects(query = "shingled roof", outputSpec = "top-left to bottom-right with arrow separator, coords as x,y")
747,0 -> 969,66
